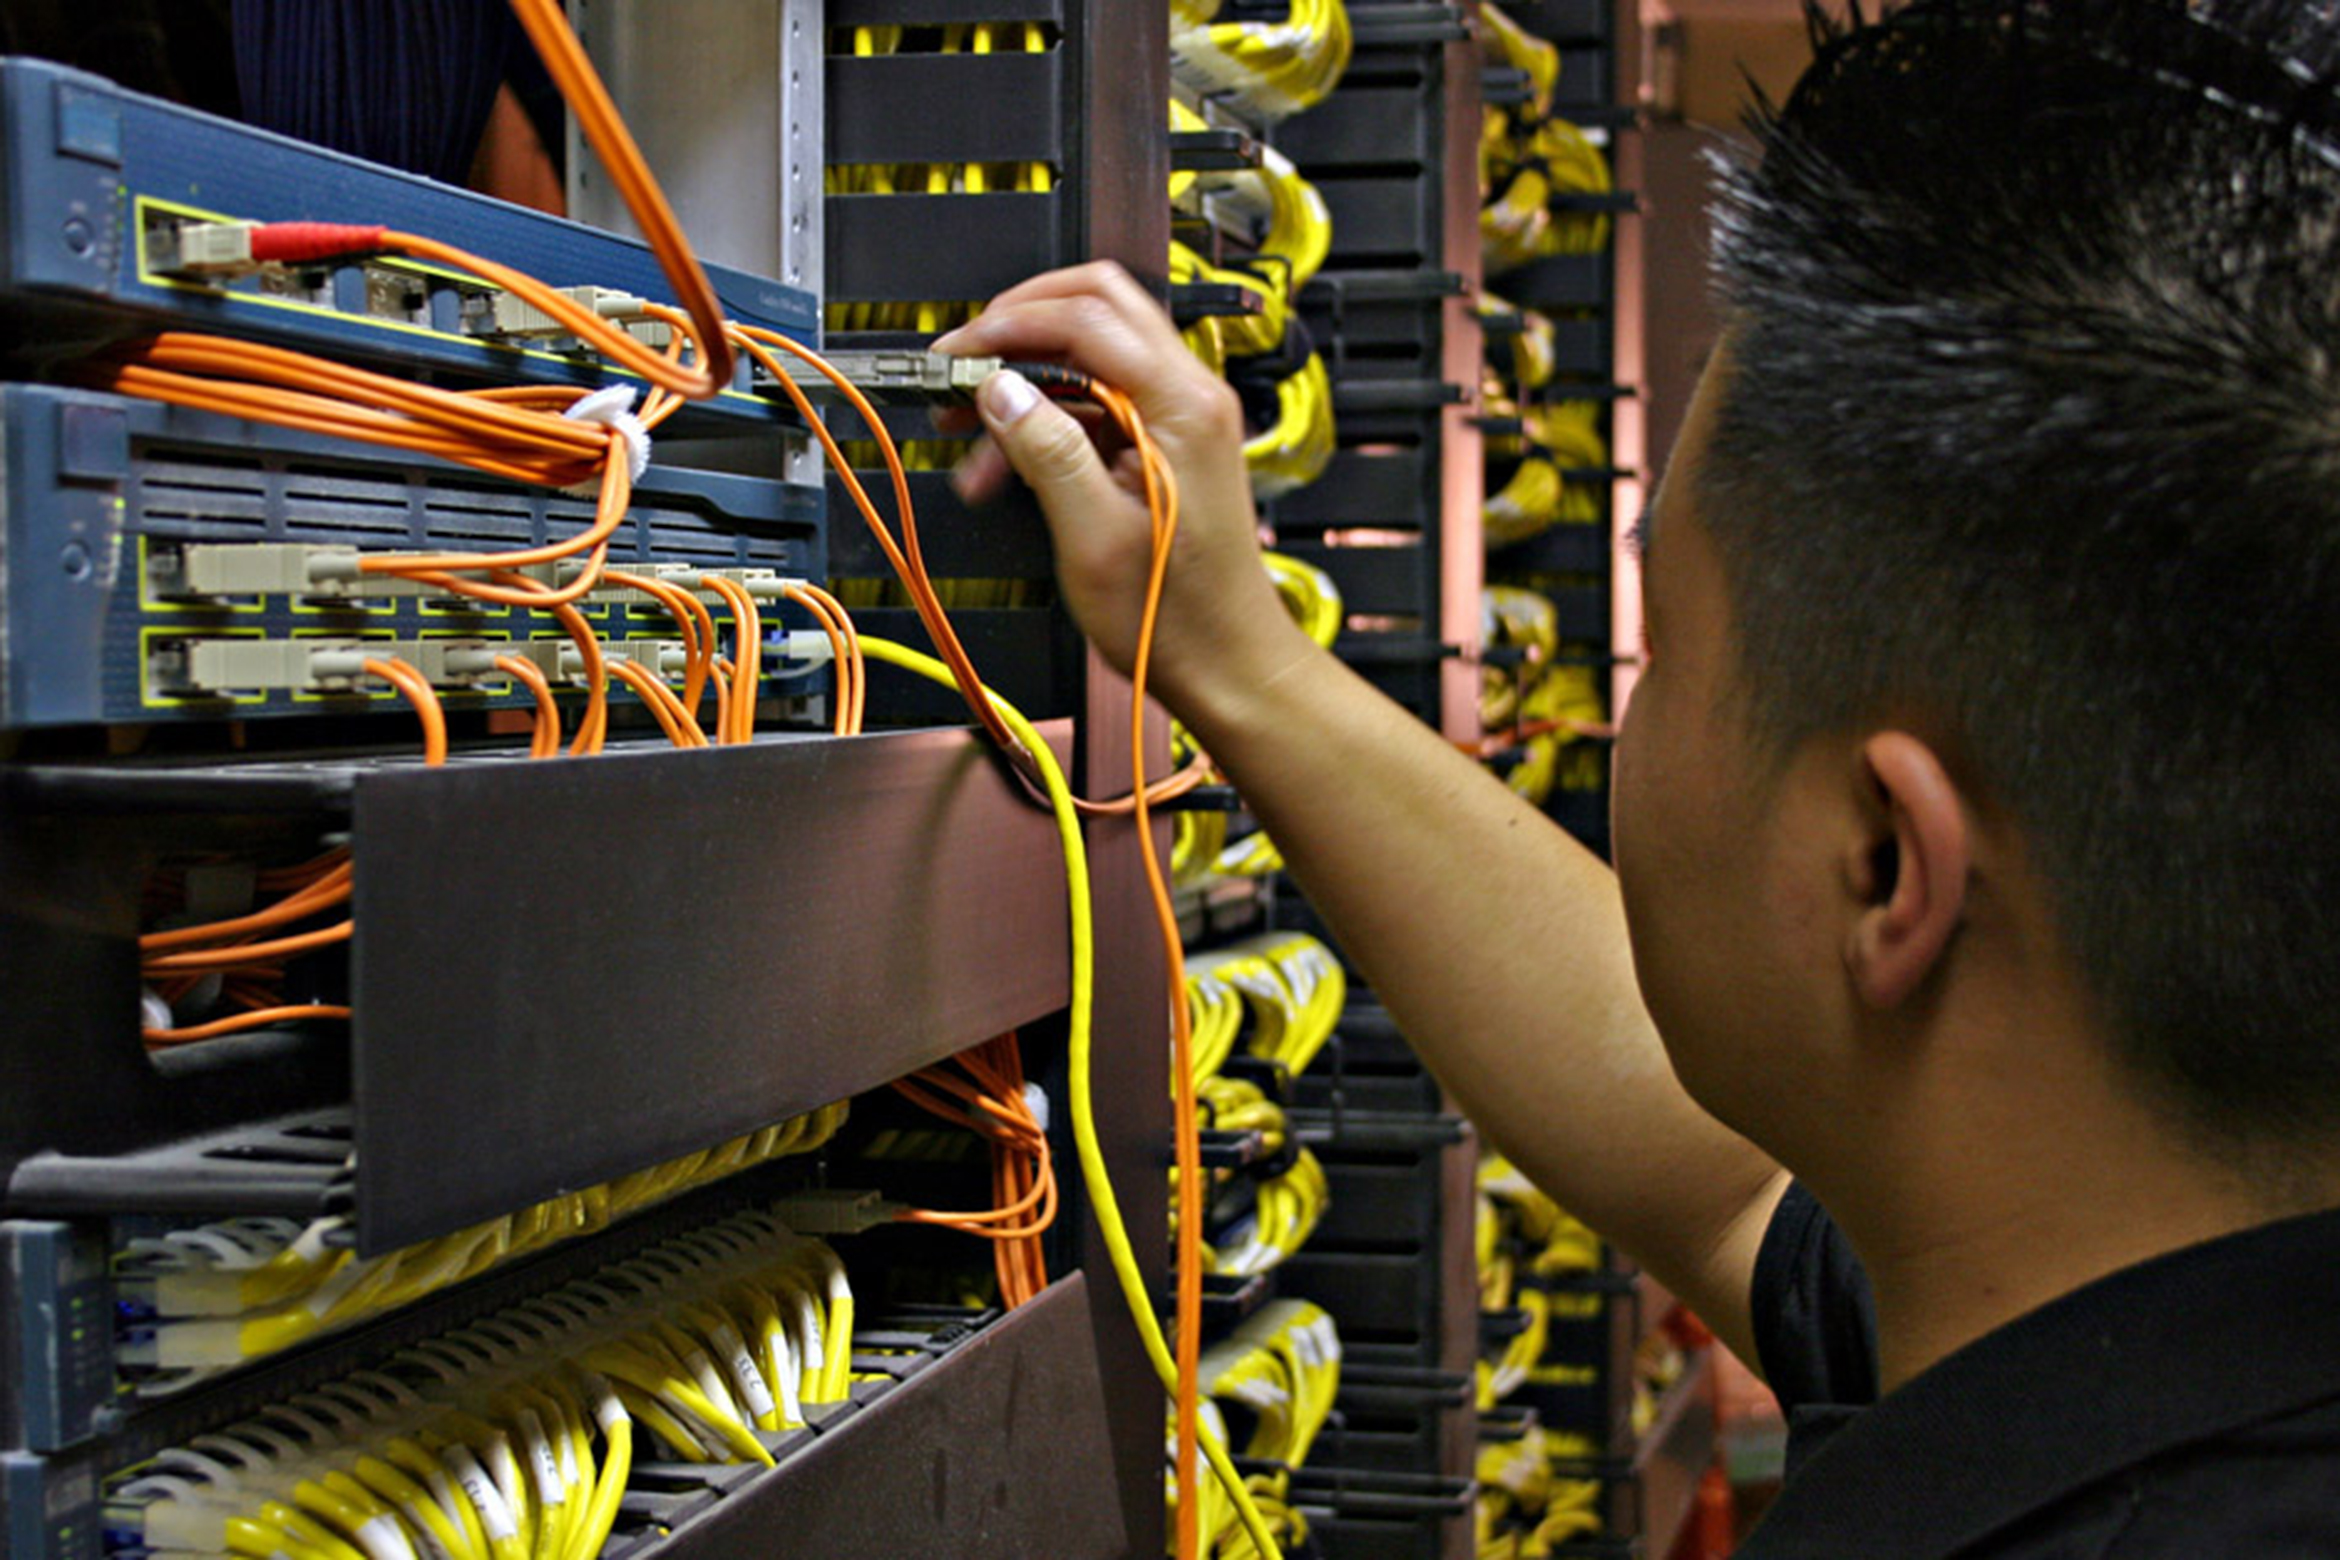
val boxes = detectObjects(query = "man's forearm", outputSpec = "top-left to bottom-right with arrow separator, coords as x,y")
1176,629 -> 1787,1360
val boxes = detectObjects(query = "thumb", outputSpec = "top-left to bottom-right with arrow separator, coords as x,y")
975,369 -> 1125,528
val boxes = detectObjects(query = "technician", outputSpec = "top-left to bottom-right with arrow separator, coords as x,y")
934,0 -> 2340,1552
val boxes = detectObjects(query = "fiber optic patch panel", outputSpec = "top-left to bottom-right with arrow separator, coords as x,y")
0,384 -> 824,729
0,58 -> 818,429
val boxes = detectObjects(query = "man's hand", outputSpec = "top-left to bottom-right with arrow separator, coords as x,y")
935,262 -> 1789,1375
933,262 -> 1316,722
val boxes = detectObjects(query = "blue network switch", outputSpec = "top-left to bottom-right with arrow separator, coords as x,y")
0,383 -> 824,729
0,57 -> 819,429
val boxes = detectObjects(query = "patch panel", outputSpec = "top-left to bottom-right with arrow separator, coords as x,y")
148,636 -> 709,698
0,59 -> 816,429
155,545 -> 803,609
0,383 -> 824,729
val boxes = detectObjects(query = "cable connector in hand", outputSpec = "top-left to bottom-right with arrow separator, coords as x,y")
755,349 -> 1007,406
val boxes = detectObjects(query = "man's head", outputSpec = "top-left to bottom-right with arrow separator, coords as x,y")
1616,0 -> 2340,1187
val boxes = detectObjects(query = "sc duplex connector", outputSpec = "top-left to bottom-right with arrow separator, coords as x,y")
756,349 -> 1010,406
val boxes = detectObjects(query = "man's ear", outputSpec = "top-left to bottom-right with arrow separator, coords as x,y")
1846,731 -> 1970,1010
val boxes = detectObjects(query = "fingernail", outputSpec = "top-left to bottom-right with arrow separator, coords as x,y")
980,369 -> 1041,426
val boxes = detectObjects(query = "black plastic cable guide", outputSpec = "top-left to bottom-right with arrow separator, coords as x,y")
1201,1268 -> 1277,1329
1159,783 -> 1244,813
1346,3 -> 1473,46
1197,1127 -> 1274,1171
1483,66 -> 1538,105
1550,191 -> 1640,213
6,1106 -> 354,1224
1539,1453 -> 1639,1485
1289,1107 -> 1467,1152
1329,377 -> 1465,413
1337,1363 -> 1474,1409
1522,1268 -> 1636,1299
1171,281 -> 1264,325
1301,268 -> 1465,307
1478,1403 -> 1540,1442
1536,381 -> 1638,401
1218,1053 -> 1296,1103
1285,1464 -> 1477,1518
1481,1305 -> 1535,1348
1170,126 -> 1261,172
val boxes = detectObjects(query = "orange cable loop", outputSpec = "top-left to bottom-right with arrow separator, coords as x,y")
495,654 -> 564,757
144,1004 -> 353,1048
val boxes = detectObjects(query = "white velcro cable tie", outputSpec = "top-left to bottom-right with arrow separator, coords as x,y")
560,385 -> 652,494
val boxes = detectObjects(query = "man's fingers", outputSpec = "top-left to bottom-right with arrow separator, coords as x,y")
972,369 -> 1130,535
950,436 -> 1013,503
936,294 -> 1226,437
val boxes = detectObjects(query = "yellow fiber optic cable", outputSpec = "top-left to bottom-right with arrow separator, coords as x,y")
858,635 -> 1285,1560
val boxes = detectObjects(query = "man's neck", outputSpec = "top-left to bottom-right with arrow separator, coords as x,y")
1840,1114 -> 2340,1393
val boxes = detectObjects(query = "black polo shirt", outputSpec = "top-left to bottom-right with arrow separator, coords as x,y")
1739,1183 -> 2340,1557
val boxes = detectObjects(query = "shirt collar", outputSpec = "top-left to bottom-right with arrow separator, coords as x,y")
1741,1202 -> 2340,1559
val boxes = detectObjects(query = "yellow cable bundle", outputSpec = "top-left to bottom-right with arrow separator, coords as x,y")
1481,115 -> 1612,274
1171,239 -> 1289,360
1481,160 -> 1555,276
1479,4 -> 1561,119
1479,584 -> 1561,729
1208,1146 -> 1330,1277
1243,352 -> 1336,499
1485,401 -> 1608,545
1198,1300 -> 1343,1467
1186,961 -> 1251,1083
1262,551 -> 1344,648
1482,585 -> 1561,681
1477,1285 -> 1552,1407
1478,291 -> 1559,393
857,637 -> 1286,1558
1480,1155 -> 1605,1318
1215,1480 -> 1311,1559
113,1207 -> 851,1560
1215,829 -> 1287,878
1184,944 -> 1297,1070
1172,0 -> 1354,122
1476,1424 -> 1606,1558
1503,664 -> 1606,808
1254,148 -> 1335,294
1199,1074 -> 1289,1153
1529,117 -> 1613,257
1203,930 -> 1345,1078
1175,805 -> 1232,888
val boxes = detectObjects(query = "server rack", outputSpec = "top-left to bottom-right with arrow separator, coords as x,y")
1174,6 -> 1491,1557
0,3 -> 1174,1554
1475,5 -> 1720,1557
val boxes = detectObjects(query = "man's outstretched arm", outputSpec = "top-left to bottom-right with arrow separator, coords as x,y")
935,264 -> 1789,1368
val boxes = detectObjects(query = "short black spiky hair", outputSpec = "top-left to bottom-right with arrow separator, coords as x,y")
1699,0 -> 2340,1161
